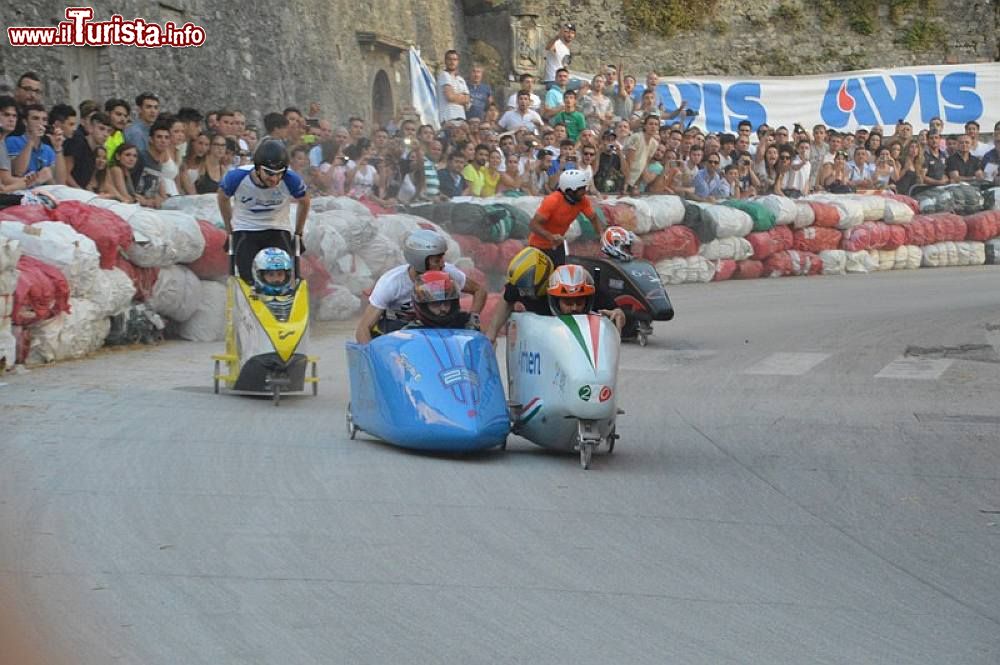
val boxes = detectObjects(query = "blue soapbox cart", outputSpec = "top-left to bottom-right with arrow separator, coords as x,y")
345,328 -> 511,451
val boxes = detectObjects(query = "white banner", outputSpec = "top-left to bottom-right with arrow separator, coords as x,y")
409,47 -> 439,131
631,62 -> 1000,135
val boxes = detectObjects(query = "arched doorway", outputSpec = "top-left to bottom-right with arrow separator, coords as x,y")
372,70 -> 393,128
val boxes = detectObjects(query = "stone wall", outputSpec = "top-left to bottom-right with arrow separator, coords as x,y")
0,0 -> 467,128
464,0 -> 998,79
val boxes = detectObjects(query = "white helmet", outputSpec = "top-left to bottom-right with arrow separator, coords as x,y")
557,169 -> 590,204
402,229 -> 448,274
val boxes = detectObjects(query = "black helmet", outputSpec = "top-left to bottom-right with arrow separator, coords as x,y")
253,139 -> 289,173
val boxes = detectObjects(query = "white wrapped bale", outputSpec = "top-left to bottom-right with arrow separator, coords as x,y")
161,194 -> 225,227
315,284 -> 362,321
845,250 -> 878,273
793,201 -> 815,229
90,268 -> 136,317
0,324 -> 14,369
310,196 -> 374,217
700,204 -> 753,239
644,195 -> 686,230
699,237 -> 753,261
655,256 -> 716,284
848,195 -> 886,221
302,214 -> 349,273
27,298 -> 111,364
504,196 -> 543,218
178,280 -> 227,342
352,232 -> 404,280
152,210 -> 207,264
957,241 -> 986,266
755,195 -> 797,225
882,198 -> 915,224
87,200 -> 192,268
806,195 -> 864,230
148,265 -> 203,322
819,249 -> 847,275
33,184 -> 100,204
0,221 -> 99,297
0,236 -> 22,294
876,245 -> 921,271
309,208 -> 377,252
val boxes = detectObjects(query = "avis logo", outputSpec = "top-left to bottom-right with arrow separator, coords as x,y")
653,82 -> 766,133
820,72 -> 982,128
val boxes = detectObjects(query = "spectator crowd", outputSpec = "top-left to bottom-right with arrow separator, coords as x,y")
2,22 -> 998,212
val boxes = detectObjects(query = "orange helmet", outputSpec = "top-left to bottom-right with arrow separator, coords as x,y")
547,264 -> 595,315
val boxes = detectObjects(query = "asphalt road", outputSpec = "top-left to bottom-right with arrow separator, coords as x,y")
2,266 -> 999,664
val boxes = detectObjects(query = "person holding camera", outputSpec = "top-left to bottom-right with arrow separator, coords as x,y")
5,103 -> 63,187
593,129 -> 624,194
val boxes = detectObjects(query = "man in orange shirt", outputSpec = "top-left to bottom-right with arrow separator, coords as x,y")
528,169 -> 605,265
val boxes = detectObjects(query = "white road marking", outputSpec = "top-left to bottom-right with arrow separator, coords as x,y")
742,352 -> 831,376
875,357 -> 953,380
621,350 -> 718,371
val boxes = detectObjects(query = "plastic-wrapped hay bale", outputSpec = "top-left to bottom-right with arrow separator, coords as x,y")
308,208 -> 377,251
601,201 -> 638,232
845,250 -> 878,273
303,213 -> 349,274
184,220 -> 229,280
963,211 -> 1000,241
0,236 -> 21,294
27,298 -> 110,364
848,195 -> 886,221
615,197 -> 653,234
681,201 -> 715,243
876,245 -> 921,271
882,197 -> 915,224
793,227 -> 842,253
881,192 -> 920,214
956,241 -> 986,266
148,264 -> 203,322
792,201 -> 815,229
842,221 -> 894,252
643,195 -> 686,230
699,203 -> 753,239
733,259 -> 764,279
161,194 -> 225,227
89,268 -> 136,317
984,187 -> 1000,210
985,239 -> 1000,264
0,220 -> 99,297
33,184 -> 101,204
754,195 -> 797,225
655,256 -> 716,284
316,285 -> 362,321
353,231 -> 404,279
722,199 -> 776,232
699,237 -> 753,261
12,255 -> 71,325
178,280 -> 227,342
152,210 -> 207,264
49,201 -> 134,269
806,195 -> 863,229
747,227 -> 792,260
763,250 -> 822,277
642,226 -> 700,262
1,204 -> 52,224
808,201 -> 842,228
86,201 -> 175,268
819,249 -> 847,275
712,259 -> 737,281
942,183 -> 984,214
921,242 -> 951,268
916,188 -> 955,214
505,195 -> 543,219
311,195 -> 375,217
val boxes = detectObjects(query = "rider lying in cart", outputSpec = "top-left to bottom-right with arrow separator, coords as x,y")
485,247 -> 625,343
251,247 -> 296,321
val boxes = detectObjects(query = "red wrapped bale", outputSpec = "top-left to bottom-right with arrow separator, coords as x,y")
49,201 -> 134,269
497,238 -> 527,268
184,220 -> 229,279
842,221 -> 895,252
764,250 -> 823,277
600,203 -> 638,232
458,263 -> 487,287
881,192 -> 920,214
963,211 -> 1000,242
793,227 -> 843,253
642,226 -> 699,262
809,201 -> 841,228
0,205 -> 52,224
12,255 -> 71,325
472,242 -> 503,273
733,259 -> 764,279
114,255 -> 159,301
569,239 -> 604,258
451,233 -> 482,258
300,254 -> 334,298
712,259 -> 737,281
747,226 -> 793,260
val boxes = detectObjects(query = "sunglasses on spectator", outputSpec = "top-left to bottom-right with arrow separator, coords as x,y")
212,141 -> 227,147
780,156 -> 791,161
707,159 -> 719,164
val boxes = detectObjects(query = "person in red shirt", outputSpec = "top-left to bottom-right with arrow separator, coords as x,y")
528,168 -> 605,265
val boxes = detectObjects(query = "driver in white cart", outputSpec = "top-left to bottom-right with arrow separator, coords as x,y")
354,229 -> 487,343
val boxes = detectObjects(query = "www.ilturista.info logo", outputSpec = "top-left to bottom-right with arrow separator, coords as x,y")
7,7 -> 206,48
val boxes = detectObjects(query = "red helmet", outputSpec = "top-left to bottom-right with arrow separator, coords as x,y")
412,270 -> 464,327
601,226 -> 636,261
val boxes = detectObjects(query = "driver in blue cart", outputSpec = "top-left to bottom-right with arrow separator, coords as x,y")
402,271 -> 479,330
354,229 -> 487,343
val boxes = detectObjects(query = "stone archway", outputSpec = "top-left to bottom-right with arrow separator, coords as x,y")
372,70 -> 393,128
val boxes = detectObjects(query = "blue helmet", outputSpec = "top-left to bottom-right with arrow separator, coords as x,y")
252,247 -> 293,296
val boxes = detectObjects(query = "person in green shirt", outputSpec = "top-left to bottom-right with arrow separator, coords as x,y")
550,90 -> 587,143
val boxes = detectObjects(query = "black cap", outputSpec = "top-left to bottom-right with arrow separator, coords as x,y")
602,129 -> 617,139
563,22 -> 576,31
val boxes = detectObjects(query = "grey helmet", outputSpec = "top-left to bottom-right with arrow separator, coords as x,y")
403,229 -> 448,274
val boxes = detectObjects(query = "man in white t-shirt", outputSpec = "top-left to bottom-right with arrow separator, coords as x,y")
506,73 -> 542,112
543,23 -> 575,86
355,230 -> 486,343
498,91 -> 544,133
437,50 -> 470,124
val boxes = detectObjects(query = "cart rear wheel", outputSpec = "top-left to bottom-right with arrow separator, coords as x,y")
311,360 -> 318,396
637,331 -> 648,347
346,402 -> 358,439
580,440 -> 593,470
213,360 -> 220,394
608,425 -> 617,454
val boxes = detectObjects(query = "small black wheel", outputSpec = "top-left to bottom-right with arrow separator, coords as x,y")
213,360 -> 220,394
311,362 -> 318,396
346,402 -> 358,439
272,384 -> 281,406
580,440 -> 593,470
637,332 -> 648,347
499,437 -> 507,451
608,425 -> 617,454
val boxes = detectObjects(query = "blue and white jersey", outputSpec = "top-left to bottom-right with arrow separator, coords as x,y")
219,166 -> 307,232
